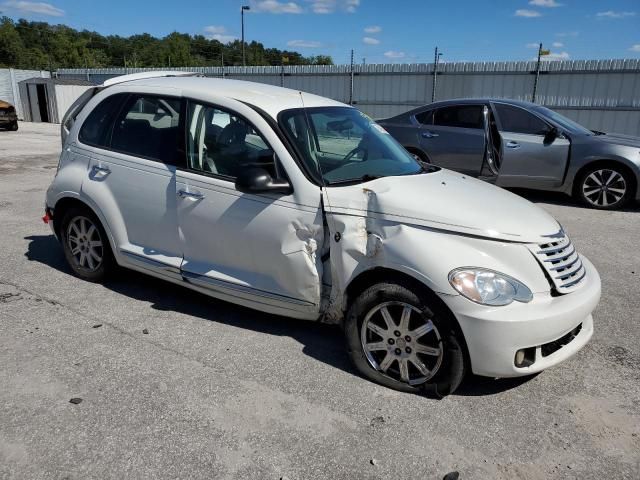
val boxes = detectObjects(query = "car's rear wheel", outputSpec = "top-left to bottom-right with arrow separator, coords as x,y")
576,165 -> 634,210
344,280 -> 466,396
60,207 -> 114,282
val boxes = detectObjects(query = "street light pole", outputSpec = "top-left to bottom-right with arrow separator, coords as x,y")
241,5 -> 250,67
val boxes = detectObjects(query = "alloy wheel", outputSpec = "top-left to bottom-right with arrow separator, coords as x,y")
581,169 -> 627,208
66,215 -> 104,271
360,301 -> 443,385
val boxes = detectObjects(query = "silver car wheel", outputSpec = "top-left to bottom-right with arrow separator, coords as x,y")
582,169 -> 627,207
360,301 -> 443,385
66,215 -> 104,271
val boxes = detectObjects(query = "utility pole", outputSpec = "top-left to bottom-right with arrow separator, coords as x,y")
221,51 -> 225,78
349,49 -> 354,105
241,5 -> 250,67
532,42 -> 543,103
431,46 -> 442,103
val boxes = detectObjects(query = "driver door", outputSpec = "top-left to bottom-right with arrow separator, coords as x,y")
492,103 -> 570,189
175,99 -> 324,319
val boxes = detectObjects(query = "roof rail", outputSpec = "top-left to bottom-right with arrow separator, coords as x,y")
101,71 -> 202,87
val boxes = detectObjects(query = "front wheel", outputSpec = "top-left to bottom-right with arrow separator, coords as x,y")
344,281 -> 466,396
10,121 -> 18,131
575,165 -> 634,210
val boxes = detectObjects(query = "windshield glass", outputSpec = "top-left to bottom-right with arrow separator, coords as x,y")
279,107 -> 423,185
533,106 -> 593,135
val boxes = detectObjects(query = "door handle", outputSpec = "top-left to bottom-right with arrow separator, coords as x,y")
421,131 -> 439,138
177,190 -> 205,200
92,165 -> 111,175
506,141 -> 520,149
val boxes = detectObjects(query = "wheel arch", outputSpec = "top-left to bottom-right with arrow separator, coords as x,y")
572,159 -> 639,197
53,195 -> 118,257
403,146 -> 430,163
344,266 -> 471,368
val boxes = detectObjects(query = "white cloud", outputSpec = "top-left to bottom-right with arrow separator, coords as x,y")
515,9 -> 542,17
287,39 -> 323,48
362,37 -> 380,45
525,42 -> 540,48
630,44 -> 640,52
596,11 -> 636,19
364,25 -> 382,34
1,1 -> 64,16
529,0 -> 562,7
384,50 -> 406,59
552,41 -> 564,48
308,0 -> 359,14
203,26 -> 236,43
250,0 -> 303,14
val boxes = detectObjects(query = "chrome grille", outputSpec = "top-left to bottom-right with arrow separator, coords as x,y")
528,233 -> 586,294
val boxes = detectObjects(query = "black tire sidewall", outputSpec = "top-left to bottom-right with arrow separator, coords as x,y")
60,206 -> 113,282
345,282 -> 466,396
576,165 -> 633,210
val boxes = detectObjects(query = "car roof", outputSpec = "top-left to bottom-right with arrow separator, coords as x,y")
392,98 -> 540,120
115,76 -> 347,118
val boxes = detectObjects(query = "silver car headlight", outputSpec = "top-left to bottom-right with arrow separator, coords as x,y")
448,268 -> 533,306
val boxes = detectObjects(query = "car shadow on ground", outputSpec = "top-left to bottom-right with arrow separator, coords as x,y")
25,234 -> 535,398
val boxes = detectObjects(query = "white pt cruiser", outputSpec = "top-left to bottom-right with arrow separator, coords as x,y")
46,72 -> 601,396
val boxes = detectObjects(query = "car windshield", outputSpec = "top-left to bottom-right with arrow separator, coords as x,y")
533,106 -> 593,135
279,107 -> 424,185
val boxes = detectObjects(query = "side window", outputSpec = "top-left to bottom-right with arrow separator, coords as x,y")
415,109 -> 433,125
433,105 -> 484,129
494,104 -> 550,135
78,93 -> 126,147
110,95 -> 182,164
186,102 -> 275,180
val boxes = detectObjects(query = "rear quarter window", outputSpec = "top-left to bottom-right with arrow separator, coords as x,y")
78,93 -> 127,148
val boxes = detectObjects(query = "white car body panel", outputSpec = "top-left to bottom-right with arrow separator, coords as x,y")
46,75 -> 602,377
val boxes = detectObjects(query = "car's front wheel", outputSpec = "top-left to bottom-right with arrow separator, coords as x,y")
344,280 -> 466,396
9,121 -> 18,131
60,206 -> 114,282
576,164 -> 634,210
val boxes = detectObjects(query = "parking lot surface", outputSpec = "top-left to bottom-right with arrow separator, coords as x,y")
1,123 -> 639,479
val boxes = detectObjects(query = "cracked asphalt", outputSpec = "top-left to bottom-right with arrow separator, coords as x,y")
1,122 -> 639,479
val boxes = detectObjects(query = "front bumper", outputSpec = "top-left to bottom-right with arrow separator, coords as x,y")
0,115 -> 17,125
439,255 -> 601,378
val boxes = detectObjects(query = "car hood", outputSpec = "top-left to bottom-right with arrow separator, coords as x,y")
0,100 -> 13,109
323,169 -> 561,243
594,132 -> 640,148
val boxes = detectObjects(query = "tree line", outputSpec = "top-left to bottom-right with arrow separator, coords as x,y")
0,17 -> 334,70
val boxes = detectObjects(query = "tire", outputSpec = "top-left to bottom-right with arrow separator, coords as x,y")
60,206 -> 114,282
10,122 -> 18,131
405,147 -> 429,163
344,280 -> 466,397
575,164 -> 635,210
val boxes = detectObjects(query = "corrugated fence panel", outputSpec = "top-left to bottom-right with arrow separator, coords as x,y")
45,60 -> 640,136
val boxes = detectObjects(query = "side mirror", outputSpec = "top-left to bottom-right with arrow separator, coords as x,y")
543,126 -> 559,144
235,167 -> 292,195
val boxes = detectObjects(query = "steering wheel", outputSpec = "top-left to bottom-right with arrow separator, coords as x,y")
344,145 -> 365,162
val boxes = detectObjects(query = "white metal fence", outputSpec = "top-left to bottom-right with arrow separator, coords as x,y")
0,69 -> 51,119
53,59 -> 640,136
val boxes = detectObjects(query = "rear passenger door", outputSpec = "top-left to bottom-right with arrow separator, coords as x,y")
417,104 -> 486,176
78,92 -> 184,277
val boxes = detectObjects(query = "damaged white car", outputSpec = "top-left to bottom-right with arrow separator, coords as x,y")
45,72 -> 601,395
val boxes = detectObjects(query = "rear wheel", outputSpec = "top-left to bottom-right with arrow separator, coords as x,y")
60,207 -> 114,282
576,165 -> 634,210
345,281 -> 466,396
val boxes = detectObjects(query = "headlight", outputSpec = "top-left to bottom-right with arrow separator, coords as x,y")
448,268 -> 533,306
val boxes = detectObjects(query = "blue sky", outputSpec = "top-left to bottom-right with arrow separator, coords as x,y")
2,0 -> 639,64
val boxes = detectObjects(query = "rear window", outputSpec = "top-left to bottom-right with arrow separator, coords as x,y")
78,93 -> 127,148
433,105 -> 483,129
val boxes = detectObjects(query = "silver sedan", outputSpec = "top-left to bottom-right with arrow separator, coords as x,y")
378,99 -> 640,210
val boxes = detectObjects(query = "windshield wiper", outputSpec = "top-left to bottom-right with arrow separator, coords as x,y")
326,174 -> 382,186
591,130 -> 606,136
